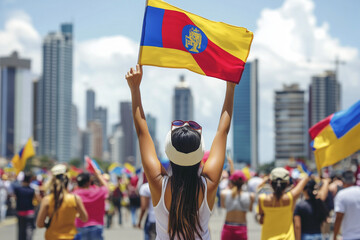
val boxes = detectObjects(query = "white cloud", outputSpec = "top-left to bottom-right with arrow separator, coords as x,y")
0,10 -> 41,74
250,0 -> 359,163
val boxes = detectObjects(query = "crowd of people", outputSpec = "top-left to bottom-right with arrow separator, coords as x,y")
0,64 -> 359,240
0,155 -> 360,240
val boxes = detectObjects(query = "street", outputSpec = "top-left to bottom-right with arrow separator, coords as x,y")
0,207 -> 262,239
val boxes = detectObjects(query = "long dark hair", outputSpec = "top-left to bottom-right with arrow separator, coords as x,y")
231,178 -> 244,198
304,180 -> 329,223
271,179 -> 288,201
50,174 -> 69,215
168,126 -> 204,240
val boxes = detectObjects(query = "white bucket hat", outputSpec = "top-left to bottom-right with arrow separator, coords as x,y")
165,130 -> 205,166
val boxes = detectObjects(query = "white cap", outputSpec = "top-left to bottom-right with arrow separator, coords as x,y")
51,164 -> 67,176
165,130 -> 205,166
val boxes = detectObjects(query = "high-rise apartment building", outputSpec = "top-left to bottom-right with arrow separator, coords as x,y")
309,70 -> 341,127
146,113 -> 160,157
86,89 -> 95,125
232,60 -> 258,169
94,106 -> 108,152
88,120 -> 103,160
120,101 -> 135,164
0,52 -> 32,158
36,23 -> 73,162
172,75 -> 193,121
275,84 -> 306,166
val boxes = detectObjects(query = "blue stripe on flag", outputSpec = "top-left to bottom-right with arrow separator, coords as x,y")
330,100 -> 360,138
140,6 -> 164,47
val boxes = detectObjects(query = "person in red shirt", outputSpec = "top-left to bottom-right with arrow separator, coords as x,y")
73,170 -> 108,240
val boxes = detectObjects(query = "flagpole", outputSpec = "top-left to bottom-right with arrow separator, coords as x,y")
137,0 -> 149,65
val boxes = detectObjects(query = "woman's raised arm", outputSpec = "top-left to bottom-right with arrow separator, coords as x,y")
202,82 -> 236,194
126,65 -> 163,197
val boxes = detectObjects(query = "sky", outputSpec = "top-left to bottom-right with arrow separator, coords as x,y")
0,0 -> 359,164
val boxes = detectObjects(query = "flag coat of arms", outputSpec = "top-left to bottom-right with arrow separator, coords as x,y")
139,0 -> 253,83
309,100 -> 360,171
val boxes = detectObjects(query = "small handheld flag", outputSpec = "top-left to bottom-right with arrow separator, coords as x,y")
85,156 -> 104,174
11,138 -> 35,174
139,0 -> 253,84
309,100 -> 360,172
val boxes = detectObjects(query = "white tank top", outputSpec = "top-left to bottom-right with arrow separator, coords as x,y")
153,176 -> 212,240
224,191 -> 251,212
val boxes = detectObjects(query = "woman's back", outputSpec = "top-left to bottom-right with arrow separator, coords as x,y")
45,193 -> 78,240
223,190 -> 251,223
260,192 -> 295,240
154,176 -> 211,240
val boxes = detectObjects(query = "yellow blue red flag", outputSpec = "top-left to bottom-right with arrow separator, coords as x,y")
11,138 -> 35,174
309,100 -> 360,172
139,0 -> 253,84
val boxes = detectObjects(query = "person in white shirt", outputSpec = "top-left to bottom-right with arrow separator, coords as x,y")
333,170 -> 360,240
138,181 -> 156,240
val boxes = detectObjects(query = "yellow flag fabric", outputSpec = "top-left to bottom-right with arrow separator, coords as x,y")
11,138 -> 36,174
124,163 -> 135,174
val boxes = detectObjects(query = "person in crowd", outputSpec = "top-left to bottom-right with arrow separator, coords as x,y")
294,178 -> 331,240
0,174 -> 9,222
333,170 -> 360,240
137,179 -> 157,240
220,170 -> 255,240
112,177 -> 123,225
258,167 -> 310,240
13,172 -> 41,240
126,64 -> 235,240
73,170 -> 109,240
36,164 -> 88,240
128,174 -> 140,227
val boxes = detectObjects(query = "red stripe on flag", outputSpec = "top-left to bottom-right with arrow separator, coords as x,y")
309,114 -> 334,139
191,40 -> 245,83
162,10 -> 245,83
85,156 -> 96,174
162,10 -> 192,51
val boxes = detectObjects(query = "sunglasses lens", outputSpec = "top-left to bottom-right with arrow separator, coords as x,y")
172,120 -> 185,126
189,121 -> 201,130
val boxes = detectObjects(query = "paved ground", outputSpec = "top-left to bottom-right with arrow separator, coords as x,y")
0,207 -> 262,239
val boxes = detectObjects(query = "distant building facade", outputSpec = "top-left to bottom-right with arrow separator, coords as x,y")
172,75 -> 194,121
0,52 -> 33,158
120,101 -> 136,164
275,84 -> 306,166
233,60 -> 258,169
36,23 -> 73,162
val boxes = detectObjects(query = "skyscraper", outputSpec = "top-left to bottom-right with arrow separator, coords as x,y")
71,104 -> 81,160
172,75 -> 193,121
86,89 -> 95,126
36,23 -> 73,162
120,101 -> 135,164
309,70 -> 341,127
88,120 -> 103,160
274,84 -> 306,166
0,51 -> 32,158
146,113 -> 160,157
94,106 -> 108,152
232,60 -> 258,169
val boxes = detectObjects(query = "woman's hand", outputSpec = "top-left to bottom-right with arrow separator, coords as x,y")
125,64 -> 143,91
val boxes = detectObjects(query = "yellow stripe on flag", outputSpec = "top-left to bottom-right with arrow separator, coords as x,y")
147,0 -> 253,62
314,123 -> 360,171
139,46 -> 205,75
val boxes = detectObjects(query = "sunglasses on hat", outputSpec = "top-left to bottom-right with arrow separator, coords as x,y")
171,120 -> 202,132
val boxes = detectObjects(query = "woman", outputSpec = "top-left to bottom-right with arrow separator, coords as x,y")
126,65 -> 235,240
36,164 -> 88,240
294,178 -> 330,240
220,170 -> 255,240
258,167 -> 310,240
